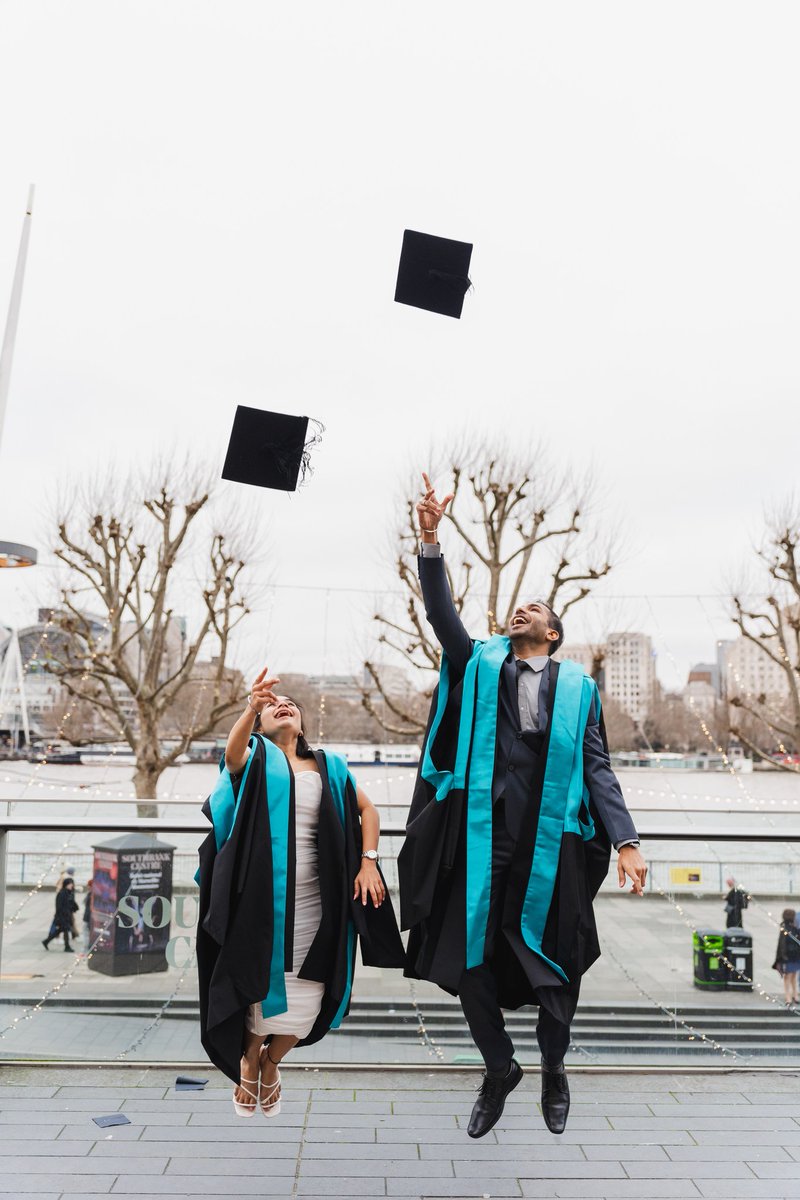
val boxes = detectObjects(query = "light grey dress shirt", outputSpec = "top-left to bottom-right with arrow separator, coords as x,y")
515,656 -> 549,731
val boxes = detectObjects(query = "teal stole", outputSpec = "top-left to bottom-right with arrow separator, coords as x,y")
421,638 -> 598,979
204,737 -> 356,1025
324,753 -> 357,1030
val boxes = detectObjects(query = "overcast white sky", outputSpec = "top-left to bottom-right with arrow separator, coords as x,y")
1,1 -> 798,691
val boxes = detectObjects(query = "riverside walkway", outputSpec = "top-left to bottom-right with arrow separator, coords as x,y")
0,1064 -> 798,1199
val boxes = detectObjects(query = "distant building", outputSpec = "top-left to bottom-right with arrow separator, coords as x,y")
1,607 -> 224,745
304,674 -> 364,704
603,632 -> 656,724
0,610 -> 97,742
688,661 -> 721,696
719,635 -> 790,701
683,677 -> 718,717
556,642 -> 603,686
365,663 -> 414,698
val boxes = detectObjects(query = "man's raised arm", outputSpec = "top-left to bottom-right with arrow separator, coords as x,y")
416,472 -> 473,675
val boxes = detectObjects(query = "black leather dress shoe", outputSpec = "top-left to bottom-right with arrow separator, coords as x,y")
541,1059 -> 570,1134
467,1059 -> 523,1139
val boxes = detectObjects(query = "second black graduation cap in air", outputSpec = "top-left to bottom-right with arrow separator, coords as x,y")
221,406 -> 322,492
394,229 -> 474,319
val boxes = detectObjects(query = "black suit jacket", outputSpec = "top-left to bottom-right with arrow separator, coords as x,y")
419,552 -> 638,847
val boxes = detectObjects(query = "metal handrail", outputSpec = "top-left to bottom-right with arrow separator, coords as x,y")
6,794 -> 799,815
1,816 -> 800,840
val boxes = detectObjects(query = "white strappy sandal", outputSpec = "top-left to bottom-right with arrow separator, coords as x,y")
259,1044 -> 282,1118
232,1061 -> 259,1118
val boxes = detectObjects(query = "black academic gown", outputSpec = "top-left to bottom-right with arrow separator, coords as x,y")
197,743 -> 405,1083
399,659 -> 612,1027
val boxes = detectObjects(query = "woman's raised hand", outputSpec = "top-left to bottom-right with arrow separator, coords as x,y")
416,472 -> 454,533
249,666 -> 281,714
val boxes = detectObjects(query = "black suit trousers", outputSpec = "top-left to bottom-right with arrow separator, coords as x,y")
457,798 -> 574,1072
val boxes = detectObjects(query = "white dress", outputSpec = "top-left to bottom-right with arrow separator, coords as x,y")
245,770 -> 325,1039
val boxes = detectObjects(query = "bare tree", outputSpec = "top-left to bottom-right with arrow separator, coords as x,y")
600,697 -> 639,752
363,441 -> 616,734
47,466 -> 251,815
727,503 -> 800,769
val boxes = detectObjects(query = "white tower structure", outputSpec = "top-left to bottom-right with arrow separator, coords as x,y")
0,630 -> 30,748
0,185 -> 38,568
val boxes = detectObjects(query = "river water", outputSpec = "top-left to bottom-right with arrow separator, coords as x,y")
2,758 -> 800,893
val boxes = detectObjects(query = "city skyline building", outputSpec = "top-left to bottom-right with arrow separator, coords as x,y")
718,634 -> 791,702
603,632 -> 657,725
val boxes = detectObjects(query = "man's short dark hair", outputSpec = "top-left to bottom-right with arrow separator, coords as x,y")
542,603 -> 564,656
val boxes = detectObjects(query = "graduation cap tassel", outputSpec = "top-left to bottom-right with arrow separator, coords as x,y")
298,418 -> 325,487
222,410 -> 325,493
427,269 -> 472,295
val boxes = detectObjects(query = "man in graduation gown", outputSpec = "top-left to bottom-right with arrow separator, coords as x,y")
399,476 -> 648,1138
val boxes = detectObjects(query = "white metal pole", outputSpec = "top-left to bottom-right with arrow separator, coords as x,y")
0,185 -> 35,457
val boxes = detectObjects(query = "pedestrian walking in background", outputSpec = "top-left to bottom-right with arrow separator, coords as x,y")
42,877 -> 79,952
82,878 -> 94,950
55,866 -> 80,939
773,908 -> 800,1008
724,877 -> 748,928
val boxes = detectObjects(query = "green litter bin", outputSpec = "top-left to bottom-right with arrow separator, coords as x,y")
693,928 -> 727,990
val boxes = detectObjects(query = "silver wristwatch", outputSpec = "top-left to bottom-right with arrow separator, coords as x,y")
362,850 -> 379,862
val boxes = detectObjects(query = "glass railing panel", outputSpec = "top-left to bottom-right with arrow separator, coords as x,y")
2,761 -> 799,1068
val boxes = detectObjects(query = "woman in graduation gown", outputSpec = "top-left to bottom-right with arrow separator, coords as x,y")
197,669 -> 404,1116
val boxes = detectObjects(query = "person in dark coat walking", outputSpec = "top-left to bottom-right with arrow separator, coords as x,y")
724,877 -> 748,928
773,908 -> 800,1007
42,877 -> 79,952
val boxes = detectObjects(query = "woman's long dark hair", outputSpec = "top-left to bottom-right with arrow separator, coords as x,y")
253,695 -> 314,758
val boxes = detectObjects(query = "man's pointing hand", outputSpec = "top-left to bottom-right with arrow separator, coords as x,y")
417,472 -> 454,534
618,845 -> 647,896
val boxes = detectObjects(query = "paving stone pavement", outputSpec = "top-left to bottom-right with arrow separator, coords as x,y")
0,1066 -> 799,1199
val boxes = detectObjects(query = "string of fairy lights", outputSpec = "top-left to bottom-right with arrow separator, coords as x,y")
2,596 -> 797,1061
406,978 -> 445,1061
600,940 -> 752,1063
1,628 -> 221,927
2,741 -> 132,931
0,668 -> 224,1056
0,905 -> 116,1041
638,606 -> 799,1021
724,656 -> 800,775
655,887 -> 798,1018
711,590 -> 800,762
645,597 -> 791,828
114,960 -> 193,1059
691,594 -> 800,779
15,614 -> 114,802
7,763 -> 799,810
1,617 -> 131,933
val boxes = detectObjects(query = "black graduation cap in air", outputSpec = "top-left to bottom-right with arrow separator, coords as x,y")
394,229 -> 474,319
221,406 -> 322,492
